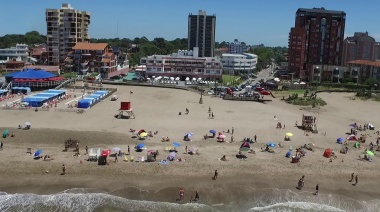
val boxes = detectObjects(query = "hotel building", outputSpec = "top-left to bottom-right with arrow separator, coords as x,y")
288,7 -> 346,80
228,39 -> 247,54
188,10 -> 216,57
140,47 -> 222,81
46,3 -> 90,65
342,32 -> 380,65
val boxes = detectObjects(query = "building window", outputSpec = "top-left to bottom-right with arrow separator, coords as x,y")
206,70 -> 210,73
157,68 -> 161,71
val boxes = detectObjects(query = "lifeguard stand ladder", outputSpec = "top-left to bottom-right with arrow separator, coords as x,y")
118,101 -> 135,119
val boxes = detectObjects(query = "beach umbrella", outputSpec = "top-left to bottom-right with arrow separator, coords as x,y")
337,137 -> 344,143
101,149 -> 111,156
2,129 -> 9,138
218,135 -> 226,139
349,124 -> 357,128
260,90 -> 271,95
34,149 -> 43,157
136,143 -> 145,149
140,132 -> 148,137
209,129 -> 216,134
240,147 -> 250,152
185,133 -> 193,137
25,122 -> 31,126
285,132 -> 293,137
111,147 -> 121,153
138,129 -> 145,135
267,142 -> 276,147
172,142 -> 181,148
366,151 -> 375,157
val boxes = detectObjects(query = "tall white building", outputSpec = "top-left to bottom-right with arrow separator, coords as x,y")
228,39 -> 247,54
140,47 -> 222,81
46,3 -> 90,65
221,53 -> 257,75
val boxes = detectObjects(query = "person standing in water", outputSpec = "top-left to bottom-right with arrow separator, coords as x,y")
353,175 -> 358,186
179,188 -> 185,201
213,170 -> 218,180
194,191 -> 199,201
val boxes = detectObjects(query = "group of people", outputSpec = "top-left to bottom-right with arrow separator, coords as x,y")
178,188 -> 200,203
296,175 -> 319,195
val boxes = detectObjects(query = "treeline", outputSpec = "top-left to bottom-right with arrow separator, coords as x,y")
0,32 -> 288,68
0,31 -> 46,48
248,46 -> 288,71
90,37 -> 187,66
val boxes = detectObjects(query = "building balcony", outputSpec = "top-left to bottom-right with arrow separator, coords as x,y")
65,64 -> 74,68
313,72 -> 321,76
81,67 -> 89,74
80,60 -> 89,66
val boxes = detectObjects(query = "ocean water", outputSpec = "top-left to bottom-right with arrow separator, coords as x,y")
0,187 -> 379,212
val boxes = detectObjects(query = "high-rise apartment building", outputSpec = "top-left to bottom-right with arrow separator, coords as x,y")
46,3 -> 90,65
188,10 -> 216,57
228,39 -> 247,54
288,7 -> 346,79
342,32 -> 379,65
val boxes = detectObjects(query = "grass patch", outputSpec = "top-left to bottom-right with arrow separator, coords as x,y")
284,93 -> 327,107
222,75 -> 242,86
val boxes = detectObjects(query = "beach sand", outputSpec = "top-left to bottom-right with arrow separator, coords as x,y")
0,85 -> 380,211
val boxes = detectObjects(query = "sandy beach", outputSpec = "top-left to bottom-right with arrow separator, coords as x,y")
1,84 -> 380,211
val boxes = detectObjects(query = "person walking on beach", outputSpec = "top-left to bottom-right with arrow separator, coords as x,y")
211,112 -> 214,119
128,145 -> 130,155
254,135 -> 257,142
185,108 -> 189,115
85,146 -> 88,155
349,173 -> 354,182
314,184 -> 319,195
185,146 -> 188,154
194,190 -> 200,201
62,164 -> 66,175
353,175 -> 358,186
115,154 -> 118,163
0,141 -> 3,150
213,170 -> 218,180
231,127 -> 234,135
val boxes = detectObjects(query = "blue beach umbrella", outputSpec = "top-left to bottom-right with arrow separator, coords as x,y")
266,142 -> 276,147
336,137 -> 344,144
185,133 -> 193,137
172,142 -> 181,148
136,143 -> 145,149
209,130 -> 216,134
34,149 -> 43,157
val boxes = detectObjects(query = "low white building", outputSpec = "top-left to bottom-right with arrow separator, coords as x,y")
228,39 -> 247,54
221,53 -> 258,75
140,47 -> 222,81
0,43 -> 34,65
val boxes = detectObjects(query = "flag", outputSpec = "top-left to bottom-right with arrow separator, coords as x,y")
130,91 -> 133,94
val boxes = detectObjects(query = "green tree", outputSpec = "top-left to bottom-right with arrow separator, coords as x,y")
365,78 -> 379,88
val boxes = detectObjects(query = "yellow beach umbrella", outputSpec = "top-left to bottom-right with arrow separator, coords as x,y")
286,133 -> 293,137
140,132 -> 148,137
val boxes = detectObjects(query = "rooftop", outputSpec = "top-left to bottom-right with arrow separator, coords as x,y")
297,8 -> 346,15
72,43 -> 108,51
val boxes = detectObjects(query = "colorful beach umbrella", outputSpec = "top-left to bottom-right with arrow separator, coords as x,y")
209,129 -> 216,134
240,147 -> 250,151
218,135 -> 226,139
337,137 -> 344,143
185,133 -> 193,137
139,132 -> 148,137
266,142 -> 276,147
172,142 -> 181,147
366,151 -> 375,157
285,132 -> 293,137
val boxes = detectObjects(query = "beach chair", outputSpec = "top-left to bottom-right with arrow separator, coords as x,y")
130,156 -> 134,162
165,146 -> 172,151
141,156 -> 145,162
123,155 -> 129,162
26,148 -> 32,154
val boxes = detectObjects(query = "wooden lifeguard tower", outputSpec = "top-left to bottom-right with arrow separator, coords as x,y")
116,101 -> 135,119
302,114 -> 318,133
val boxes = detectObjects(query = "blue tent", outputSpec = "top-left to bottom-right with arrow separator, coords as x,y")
86,94 -> 102,101
0,90 -> 8,96
22,97 -> 47,107
77,99 -> 92,108
7,69 -> 57,79
337,137 -> 344,144
285,151 -> 292,158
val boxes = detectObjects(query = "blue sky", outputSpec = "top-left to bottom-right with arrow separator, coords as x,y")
1,0 -> 379,47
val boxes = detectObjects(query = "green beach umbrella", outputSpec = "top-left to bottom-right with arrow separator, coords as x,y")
366,151 -> 375,157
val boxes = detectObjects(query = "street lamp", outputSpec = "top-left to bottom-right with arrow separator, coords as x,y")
199,83 -> 203,104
